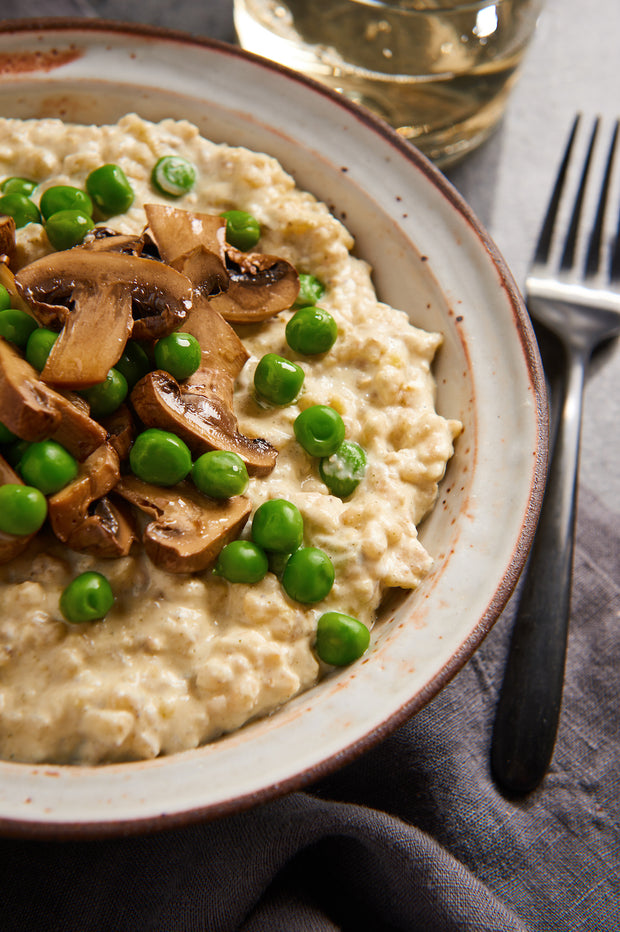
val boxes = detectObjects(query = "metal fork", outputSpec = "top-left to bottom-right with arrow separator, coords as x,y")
491,115 -> 620,795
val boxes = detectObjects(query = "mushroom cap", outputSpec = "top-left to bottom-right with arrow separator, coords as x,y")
115,475 -> 251,574
15,248 -> 193,341
130,369 -> 277,477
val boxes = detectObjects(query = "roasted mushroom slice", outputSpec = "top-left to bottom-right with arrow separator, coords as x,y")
181,292 -> 249,383
0,454 -> 36,564
15,249 -> 193,387
144,203 -> 229,295
100,403 -> 135,461
115,475 -> 251,573
210,248 -> 299,324
0,216 -> 16,265
131,369 -> 277,477
48,442 -> 136,558
0,337 -> 106,459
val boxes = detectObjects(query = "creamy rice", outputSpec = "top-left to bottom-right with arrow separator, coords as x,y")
0,114 -> 460,764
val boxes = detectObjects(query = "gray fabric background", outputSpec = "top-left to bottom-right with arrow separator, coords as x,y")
1,1 -> 619,929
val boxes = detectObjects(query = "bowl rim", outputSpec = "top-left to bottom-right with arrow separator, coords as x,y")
0,17 -> 548,838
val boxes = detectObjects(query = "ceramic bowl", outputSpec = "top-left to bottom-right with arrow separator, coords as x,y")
0,19 -> 547,837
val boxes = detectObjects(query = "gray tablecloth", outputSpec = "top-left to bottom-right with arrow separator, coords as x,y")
1,1 -> 619,929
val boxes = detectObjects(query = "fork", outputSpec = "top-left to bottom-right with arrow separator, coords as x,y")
490,114 -> 620,795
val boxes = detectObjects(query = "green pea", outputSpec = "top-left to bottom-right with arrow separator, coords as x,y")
0,309 -> 39,348
286,306 -> 337,355
251,499 -> 304,554
294,405 -> 346,458
267,550 -> 292,578
0,421 -> 17,444
254,353 -> 304,406
191,451 -> 249,499
39,185 -> 93,221
45,209 -> 94,251
0,483 -> 47,536
59,571 -> 114,624
220,210 -> 261,252
129,428 -> 192,487
81,368 -> 128,418
293,273 -> 325,308
25,327 -> 58,371
86,163 -> 135,216
281,546 -> 335,604
315,612 -> 370,666
214,540 -> 269,584
0,177 -> 36,197
18,440 -> 78,495
319,441 -> 367,498
154,332 -> 202,381
151,155 -> 197,197
0,285 -> 11,311
115,340 -> 151,390
0,193 -> 41,228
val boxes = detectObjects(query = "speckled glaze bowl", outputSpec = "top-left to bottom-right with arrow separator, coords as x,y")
0,19 -> 547,837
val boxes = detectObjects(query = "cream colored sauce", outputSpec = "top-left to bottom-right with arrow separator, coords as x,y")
0,115 -> 460,764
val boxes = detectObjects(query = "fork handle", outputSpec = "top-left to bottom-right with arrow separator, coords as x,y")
491,345 -> 586,794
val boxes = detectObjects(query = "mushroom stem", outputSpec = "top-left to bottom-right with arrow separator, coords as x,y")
41,281 -> 133,389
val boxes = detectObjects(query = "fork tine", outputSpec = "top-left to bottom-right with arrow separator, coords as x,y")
559,117 -> 600,271
585,118 -> 619,277
533,114 -> 581,266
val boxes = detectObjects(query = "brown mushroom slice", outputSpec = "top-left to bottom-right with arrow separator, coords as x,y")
66,496 -> 136,558
131,369 -> 277,477
41,280 -> 133,389
209,249 -> 299,324
100,403 -> 135,461
0,454 -> 36,564
80,229 -> 147,255
180,291 -> 249,382
48,442 -> 136,557
15,249 -> 193,386
0,337 -> 106,458
115,475 -> 251,574
0,261 -> 31,313
0,216 -> 16,265
145,203 -> 227,268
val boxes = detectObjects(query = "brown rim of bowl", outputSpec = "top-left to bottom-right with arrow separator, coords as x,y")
0,17 -> 548,839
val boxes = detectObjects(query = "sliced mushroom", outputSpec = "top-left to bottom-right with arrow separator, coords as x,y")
100,403 -> 135,461
0,216 -> 16,265
145,203 -> 299,322
0,261 -> 32,313
15,249 -> 193,387
0,337 -> 106,458
144,203 -> 229,295
131,369 -> 277,477
210,247 -> 299,324
181,291 -> 249,382
115,475 -> 251,573
0,454 -> 36,564
48,442 -> 136,557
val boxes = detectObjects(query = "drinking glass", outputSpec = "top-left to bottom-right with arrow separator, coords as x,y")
234,0 -> 544,166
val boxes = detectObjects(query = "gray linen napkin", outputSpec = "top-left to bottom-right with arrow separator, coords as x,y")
1,485 -> 618,930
